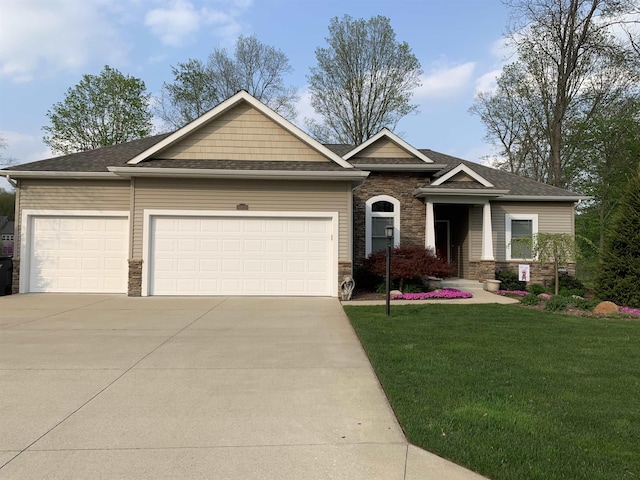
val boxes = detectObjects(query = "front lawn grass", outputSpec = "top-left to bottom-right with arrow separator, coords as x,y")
344,304 -> 640,480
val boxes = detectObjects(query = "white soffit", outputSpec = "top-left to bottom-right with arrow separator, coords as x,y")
431,163 -> 494,188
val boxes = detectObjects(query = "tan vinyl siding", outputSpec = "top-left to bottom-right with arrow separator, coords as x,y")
158,102 -> 329,162
15,179 -> 130,259
352,138 -> 413,159
468,202 -> 574,261
449,172 -> 475,182
132,178 -> 351,259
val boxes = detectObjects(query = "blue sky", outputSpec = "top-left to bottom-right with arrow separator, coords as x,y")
0,0 -> 510,191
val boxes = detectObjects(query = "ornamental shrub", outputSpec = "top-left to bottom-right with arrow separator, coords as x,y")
551,274 -> 586,297
527,283 -> 546,295
544,296 -> 570,312
364,246 -> 455,291
495,270 -> 526,291
520,293 -> 541,306
596,166 -> 640,308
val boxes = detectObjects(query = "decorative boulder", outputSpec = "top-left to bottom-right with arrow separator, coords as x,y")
593,301 -> 620,314
390,290 -> 403,297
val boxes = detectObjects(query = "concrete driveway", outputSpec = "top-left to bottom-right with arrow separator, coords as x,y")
0,294 -> 485,479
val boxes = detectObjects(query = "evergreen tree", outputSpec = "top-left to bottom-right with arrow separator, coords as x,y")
595,165 -> 640,307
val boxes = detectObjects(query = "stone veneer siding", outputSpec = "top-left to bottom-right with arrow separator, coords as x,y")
11,258 -> 19,294
494,261 -> 577,287
468,260 -> 496,282
352,172 -> 429,267
128,259 -> 143,297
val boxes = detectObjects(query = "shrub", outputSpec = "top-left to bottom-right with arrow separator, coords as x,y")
353,265 -> 382,292
568,297 -> 598,311
495,270 -> 526,291
544,296 -> 570,312
527,283 -> 546,295
596,166 -> 640,308
551,274 -> 586,297
520,293 -> 541,306
364,246 -> 455,291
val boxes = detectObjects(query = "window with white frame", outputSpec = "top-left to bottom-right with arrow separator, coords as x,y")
1,234 -> 13,241
366,195 -> 400,256
505,214 -> 538,260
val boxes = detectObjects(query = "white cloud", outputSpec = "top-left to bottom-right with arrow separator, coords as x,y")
145,0 -> 201,46
0,0 -> 128,82
295,87 -> 321,127
0,131 -> 54,166
414,62 -> 476,100
144,0 -> 252,47
474,69 -> 501,95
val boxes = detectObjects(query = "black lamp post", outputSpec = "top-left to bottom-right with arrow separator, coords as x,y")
385,225 -> 394,317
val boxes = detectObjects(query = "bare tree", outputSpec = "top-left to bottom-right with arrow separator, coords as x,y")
307,15 -> 422,145
156,36 -> 298,130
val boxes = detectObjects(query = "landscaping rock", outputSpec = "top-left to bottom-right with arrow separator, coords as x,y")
594,301 -> 619,314
390,290 -> 403,296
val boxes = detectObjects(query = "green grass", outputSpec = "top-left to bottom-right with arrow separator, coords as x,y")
344,304 -> 640,480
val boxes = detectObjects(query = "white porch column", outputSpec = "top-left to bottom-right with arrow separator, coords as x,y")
425,200 -> 436,253
481,201 -> 494,260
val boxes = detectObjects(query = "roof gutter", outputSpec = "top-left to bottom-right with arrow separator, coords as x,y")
2,171 -> 121,180
351,163 -> 446,172
413,187 -> 510,197
2,174 -> 17,187
495,195 -> 591,202
108,166 -> 370,182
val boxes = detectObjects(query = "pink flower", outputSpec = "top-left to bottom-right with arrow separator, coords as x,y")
620,307 -> 640,317
391,288 -> 473,300
538,294 -> 552,300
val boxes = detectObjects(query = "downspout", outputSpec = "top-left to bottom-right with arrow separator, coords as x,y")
4,175 -> 17,188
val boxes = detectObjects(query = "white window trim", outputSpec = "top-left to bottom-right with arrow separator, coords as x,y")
505,213 -> 538,261
365,195 -> 400,257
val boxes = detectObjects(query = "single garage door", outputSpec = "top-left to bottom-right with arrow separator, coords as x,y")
149,216 -> 333,296
28,216 -> 128,293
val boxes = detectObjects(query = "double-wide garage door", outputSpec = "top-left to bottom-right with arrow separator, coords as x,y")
149,216 -> 333,296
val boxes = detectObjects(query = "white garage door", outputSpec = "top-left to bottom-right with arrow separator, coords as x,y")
149,216 -> 333,296
28,216 -> 128,293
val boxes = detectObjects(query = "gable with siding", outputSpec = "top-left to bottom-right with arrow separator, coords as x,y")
156,102 -> 330,162
351,137 -> 413,159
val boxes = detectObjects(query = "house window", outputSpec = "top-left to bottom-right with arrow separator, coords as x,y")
505,214 -> 538,260
366,195 -> 400,256
1,234 -> 13,241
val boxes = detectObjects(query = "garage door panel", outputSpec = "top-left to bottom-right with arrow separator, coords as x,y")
29,216 -> 128,293
149,216 -> 332,296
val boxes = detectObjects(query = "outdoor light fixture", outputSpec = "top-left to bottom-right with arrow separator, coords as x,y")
385,225 -> 394,316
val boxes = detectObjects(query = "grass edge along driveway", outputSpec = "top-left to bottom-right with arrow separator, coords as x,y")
344,303 -> 640,480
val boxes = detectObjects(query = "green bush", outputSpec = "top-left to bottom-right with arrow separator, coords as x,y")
596,166 -> 640,308
527,283 -> 546,295
495,270 -> 526,291
552,274 -> 586,297
544,296 -> 570,312
353,266 -> 382,292
568,297 -> 598,311
520,293 -> 541,306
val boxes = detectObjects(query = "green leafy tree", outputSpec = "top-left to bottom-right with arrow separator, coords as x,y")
0,190 -> 15,218
157,36 -> 297,129
156,59 -> 218,130
43,66 -> 153,154
307,15 -> 422,144
596,166 -> 640,307
532,233 -> 578,295
471,0 -> 638,188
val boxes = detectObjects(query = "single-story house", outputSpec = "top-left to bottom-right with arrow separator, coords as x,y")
2,90 -> 587,297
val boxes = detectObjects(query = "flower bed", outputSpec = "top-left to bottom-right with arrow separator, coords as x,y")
392,288 -> 473,300
620,307 -> 640,317
495,290 -> 529,297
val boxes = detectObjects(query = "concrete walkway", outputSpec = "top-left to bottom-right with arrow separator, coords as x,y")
0,294 -> 487,479
342,280 -> 520,306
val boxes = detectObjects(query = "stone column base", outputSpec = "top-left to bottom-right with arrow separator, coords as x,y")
468,260 -> 496,281
128,259 -> 143,297
11,258 -> 20,294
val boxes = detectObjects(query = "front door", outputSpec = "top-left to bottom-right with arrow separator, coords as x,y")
435,220 -> 450,262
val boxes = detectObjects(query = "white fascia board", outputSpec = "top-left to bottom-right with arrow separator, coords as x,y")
3,171 -> 121,179
413,187 -> 509,197
127,91 -> 354,169
342,128 -> 434,163
495,195 -> 591,202
350,163 -> 446,171
431,163 -> 494,187
108,166 -> 369,181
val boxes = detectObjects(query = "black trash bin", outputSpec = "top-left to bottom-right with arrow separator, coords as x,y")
0,256 -> 12,296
